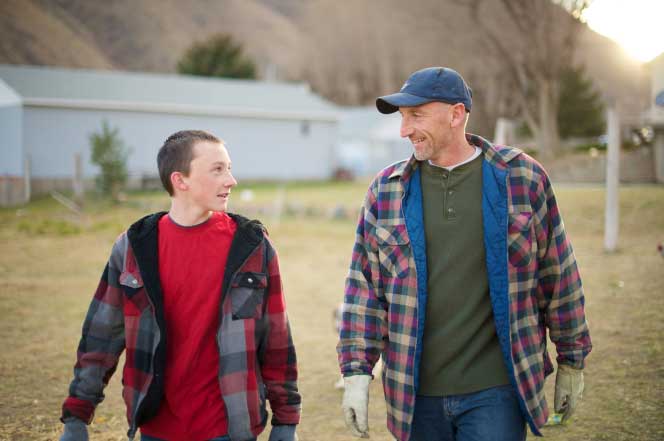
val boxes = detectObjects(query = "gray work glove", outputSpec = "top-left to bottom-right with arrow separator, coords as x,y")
342,374 -> 371,438
554,364 -> 584,423
60,417 -> 88,441
268,424 -> 298,441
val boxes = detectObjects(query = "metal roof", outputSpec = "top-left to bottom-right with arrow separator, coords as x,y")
0,64 -> 338,121
339,106 -> 404,141
0,79 -> 21,107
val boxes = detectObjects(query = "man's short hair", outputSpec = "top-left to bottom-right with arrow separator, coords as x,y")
157,130 -> 221,195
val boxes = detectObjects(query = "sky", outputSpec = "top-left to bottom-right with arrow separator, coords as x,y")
582,0 -> 664,62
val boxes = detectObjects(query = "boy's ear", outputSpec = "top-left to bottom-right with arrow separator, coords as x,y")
171,171 -> 188,193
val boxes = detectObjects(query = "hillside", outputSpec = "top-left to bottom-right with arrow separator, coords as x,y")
1,0 -> 649,132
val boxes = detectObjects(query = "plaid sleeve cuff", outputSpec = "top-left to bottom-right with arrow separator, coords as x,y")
61,397 -> 95,424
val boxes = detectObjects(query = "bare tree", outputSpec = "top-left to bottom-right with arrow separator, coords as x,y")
298,0 -> 471,107
298,0 -> 407,105
466,0 -> 589,158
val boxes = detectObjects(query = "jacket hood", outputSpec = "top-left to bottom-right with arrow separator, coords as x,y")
127,211 -> 264,242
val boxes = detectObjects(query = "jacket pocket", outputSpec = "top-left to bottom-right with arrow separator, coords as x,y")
258,381 -> 268,426
508,211 -> 534,267
230,272 -> 267,320
119,271 -> 146,316
375,224 -> 411,278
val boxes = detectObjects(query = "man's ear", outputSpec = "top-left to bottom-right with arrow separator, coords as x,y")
450,104 -> 466,128
171,171 -> 188,193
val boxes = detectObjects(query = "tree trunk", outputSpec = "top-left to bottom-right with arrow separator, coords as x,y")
536,78 -> 560,160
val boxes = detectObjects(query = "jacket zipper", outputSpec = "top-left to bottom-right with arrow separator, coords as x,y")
128,291 -> 158,440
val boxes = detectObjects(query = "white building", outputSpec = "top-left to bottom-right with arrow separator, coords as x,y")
646,53 -> 664,183
0,64 -> 339,205
337,107 -> 411,178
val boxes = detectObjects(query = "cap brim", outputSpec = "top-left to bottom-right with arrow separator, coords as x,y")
376,93 -> 434,114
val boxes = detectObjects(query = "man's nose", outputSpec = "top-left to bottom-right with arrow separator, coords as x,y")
400,117 -> 413,138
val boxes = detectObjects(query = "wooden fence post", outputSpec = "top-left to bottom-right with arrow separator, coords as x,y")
73,153 -> 84,204
604,105 -> 620,252
23,155 -> 31,204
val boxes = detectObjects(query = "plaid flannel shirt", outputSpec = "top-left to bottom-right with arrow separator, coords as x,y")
62,212 -> 300,440
338,134 -> 591,440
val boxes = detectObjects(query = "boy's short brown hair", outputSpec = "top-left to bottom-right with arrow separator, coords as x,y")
157,130 -> 221,195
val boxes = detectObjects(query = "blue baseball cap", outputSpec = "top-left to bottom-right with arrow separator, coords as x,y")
376,67 -> 472,114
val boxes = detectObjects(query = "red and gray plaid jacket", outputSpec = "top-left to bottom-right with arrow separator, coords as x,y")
62,212 -> 301,440
338,134 -> 591,440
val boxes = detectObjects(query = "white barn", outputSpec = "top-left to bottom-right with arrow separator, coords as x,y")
0,78 -> 23,205
0,64 -> 339,205
337,107 -> 411,178
647,53 -> 664,183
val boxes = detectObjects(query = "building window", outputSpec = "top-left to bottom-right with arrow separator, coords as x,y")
300,121 -> 310,136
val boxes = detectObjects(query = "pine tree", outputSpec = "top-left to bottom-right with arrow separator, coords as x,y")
89,121 -> 129,201
558,65 -> 606,139
177,34 -> 256,79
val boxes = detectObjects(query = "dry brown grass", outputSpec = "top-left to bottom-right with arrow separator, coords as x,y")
0,183 -> 663,441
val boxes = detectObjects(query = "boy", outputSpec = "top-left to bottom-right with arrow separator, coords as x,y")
60,130 -> 300,441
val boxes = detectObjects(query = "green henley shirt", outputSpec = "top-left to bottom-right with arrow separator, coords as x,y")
418,153 -> 510,396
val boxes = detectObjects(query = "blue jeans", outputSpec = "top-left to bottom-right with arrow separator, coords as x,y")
410,384 -> 526,441
141,435 -> 256,441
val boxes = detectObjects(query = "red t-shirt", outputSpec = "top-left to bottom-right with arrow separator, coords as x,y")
140,211 -> 237,441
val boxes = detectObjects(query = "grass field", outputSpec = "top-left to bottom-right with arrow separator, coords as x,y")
0,182 -> 663,441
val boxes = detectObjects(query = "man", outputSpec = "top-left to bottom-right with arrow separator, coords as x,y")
60,130 -> 300,441
338,67 -> 591,441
